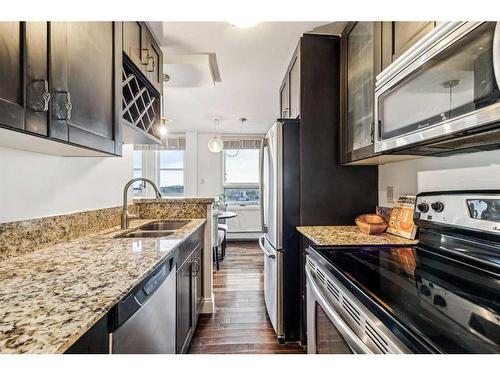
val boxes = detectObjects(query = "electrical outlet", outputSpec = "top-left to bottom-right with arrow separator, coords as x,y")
387,186 -> 395,204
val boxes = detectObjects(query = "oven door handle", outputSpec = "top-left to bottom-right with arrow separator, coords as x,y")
305,264 -> 372,354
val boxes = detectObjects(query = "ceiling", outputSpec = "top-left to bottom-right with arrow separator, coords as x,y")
148,22 -> 327,135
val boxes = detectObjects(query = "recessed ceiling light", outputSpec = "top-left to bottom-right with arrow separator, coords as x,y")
229,20 -> 260,29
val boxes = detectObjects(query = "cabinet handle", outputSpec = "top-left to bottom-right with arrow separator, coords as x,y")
28,79 -> 51,112
141,48 -> 150,65
190,258 -> 200,276
147,56 -> 155,72
53,91 -> 72,121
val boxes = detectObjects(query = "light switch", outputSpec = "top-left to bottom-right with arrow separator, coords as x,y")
387,186 -> 395,203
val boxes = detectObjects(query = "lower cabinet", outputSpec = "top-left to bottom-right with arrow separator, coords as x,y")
64,315 -> 109,354
195,244 -> 203,314
176,241 -> 203,354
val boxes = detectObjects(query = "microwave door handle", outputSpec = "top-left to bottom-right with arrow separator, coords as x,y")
259,138 -> 268,233
305,264 -> 372,354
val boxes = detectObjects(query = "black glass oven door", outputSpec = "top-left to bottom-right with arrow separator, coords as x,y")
315,303 -> 353,354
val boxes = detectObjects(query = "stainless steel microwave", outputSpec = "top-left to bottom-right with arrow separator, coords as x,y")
374,22 -> 500,155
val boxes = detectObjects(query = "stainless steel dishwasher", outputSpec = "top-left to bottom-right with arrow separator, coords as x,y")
109,257 -> 176,354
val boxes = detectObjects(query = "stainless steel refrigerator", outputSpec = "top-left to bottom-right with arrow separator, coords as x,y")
258,119 -> 300,343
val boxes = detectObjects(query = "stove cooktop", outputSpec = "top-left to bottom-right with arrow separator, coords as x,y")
313,242 -> 500,353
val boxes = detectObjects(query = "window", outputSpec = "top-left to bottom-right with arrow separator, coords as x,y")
159,150 -> 185,196
133,150 -> 143,196
223,147 -> 260,206
132,139 -> 185,198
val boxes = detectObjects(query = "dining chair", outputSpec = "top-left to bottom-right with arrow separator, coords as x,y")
212,211 -> 225,271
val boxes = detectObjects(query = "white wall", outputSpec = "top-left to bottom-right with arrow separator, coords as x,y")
195,133 -> 223,197
184,132 -> 198,197
0,145 -> 134,223
379,149 -> 500,207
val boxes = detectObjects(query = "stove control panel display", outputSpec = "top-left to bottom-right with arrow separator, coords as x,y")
415,192 -> 500,235
467,199 -> 500,222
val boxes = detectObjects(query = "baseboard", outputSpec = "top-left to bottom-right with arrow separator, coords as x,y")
200,294 -> 215,314
227,232 -> 262,241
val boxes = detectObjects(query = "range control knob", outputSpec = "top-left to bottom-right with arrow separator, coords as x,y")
433,295 -> 447,307
431,201 -> 445,212
419,284 -> 431,296
417,202 -> 429,213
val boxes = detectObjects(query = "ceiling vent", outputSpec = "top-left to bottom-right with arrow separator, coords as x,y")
164,53 -> 221,87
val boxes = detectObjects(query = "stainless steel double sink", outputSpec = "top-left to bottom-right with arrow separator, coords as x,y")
115,220 -> 189,239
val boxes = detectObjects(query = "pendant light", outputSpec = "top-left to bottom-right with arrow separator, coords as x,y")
208,118 -> 223,153
225,117 -> 246,158
159,117 -> 170,136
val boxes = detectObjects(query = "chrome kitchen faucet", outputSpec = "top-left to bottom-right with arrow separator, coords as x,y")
122,178 -> 162,229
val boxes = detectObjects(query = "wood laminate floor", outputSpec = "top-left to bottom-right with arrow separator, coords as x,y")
188,241 -> 306,354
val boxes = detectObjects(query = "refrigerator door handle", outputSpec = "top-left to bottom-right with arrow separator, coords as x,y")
258,235 -> 275,258
259,138 -> 268,233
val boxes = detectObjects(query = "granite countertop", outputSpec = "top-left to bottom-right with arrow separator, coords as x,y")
0,218 -> 205,354
296,226 -> 418,247
134,197 -> 215,204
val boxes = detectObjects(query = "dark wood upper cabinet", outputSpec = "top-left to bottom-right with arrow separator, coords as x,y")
280,79 -> 289,118
340,22 -> 382,164
123,21 -> 163,94
279,45 -> 300,119
25,22 -> 50,136
0,22 -> 25,131
0,21 -> 123,156
50,22 -> 122,155
382,21 -> 437,70
123,22 -> 144,70
289,54 -> 300,118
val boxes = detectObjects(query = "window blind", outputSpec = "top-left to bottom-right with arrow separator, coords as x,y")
133,137 -> 186,151
222,138 -> 262,150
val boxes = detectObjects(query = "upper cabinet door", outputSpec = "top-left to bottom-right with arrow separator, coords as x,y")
50,22 -> 122,155
144,31 -> 163,93
279,43 -> 300,119
382,22 -> 436,70
280,79 -> 289,118
0,22 -> 25,130
123,22 -> 144,69
25,22 -> 50,136
341,22 -> 381,164
289,55 -> 300,118
123,22 -> 163,94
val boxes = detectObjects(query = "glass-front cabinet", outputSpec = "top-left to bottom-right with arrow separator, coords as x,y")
341,22 -> 382,164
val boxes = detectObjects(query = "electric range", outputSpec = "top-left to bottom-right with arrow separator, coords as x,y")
307,191 -> 500,353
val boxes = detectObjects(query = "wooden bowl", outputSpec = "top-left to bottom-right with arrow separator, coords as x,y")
355,214 -> 388,235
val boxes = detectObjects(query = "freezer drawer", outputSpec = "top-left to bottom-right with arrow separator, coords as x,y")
259,235 -> 283,341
